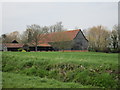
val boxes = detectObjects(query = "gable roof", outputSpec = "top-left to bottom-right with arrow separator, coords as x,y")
2,39 -> 24,48
11,40 -> 18,43
39,29 -> 80,43
4,43 -> 24,48
20,29 -> 87,47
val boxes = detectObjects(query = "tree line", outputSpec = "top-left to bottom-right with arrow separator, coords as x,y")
1,22 -> 119,53
83,25 -> 120,53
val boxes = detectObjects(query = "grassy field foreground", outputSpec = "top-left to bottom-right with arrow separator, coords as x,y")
2,52 -> 119,88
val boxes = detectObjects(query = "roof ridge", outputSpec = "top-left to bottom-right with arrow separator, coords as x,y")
46,29 -> 80,35
66,29 -> 80,32
49,29 -> 80,33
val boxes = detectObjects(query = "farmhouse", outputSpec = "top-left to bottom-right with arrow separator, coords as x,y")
2,29 -> 88,51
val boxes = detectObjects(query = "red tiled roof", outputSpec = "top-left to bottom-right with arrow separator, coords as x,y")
19,29 -> 81,47
39,29 -> 80,43
4,43 -> 24,48
37,43 -> 51,47
25,42 -> 51,47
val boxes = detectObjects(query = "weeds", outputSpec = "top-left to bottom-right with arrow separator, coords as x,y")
2,52 -> 119,88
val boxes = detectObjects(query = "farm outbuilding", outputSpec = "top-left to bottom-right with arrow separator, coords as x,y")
2,29 -> 88,51
3,40 -> 24,51
39,29 -> 88,51
25,43 -> 54,51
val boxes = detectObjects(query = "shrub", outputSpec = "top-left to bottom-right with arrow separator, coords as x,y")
104,48 -> 111,53
18,48 -> 23,51
22,50 -> 26,52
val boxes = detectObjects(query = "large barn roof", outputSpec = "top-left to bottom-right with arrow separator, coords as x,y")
39,29 -> 80,43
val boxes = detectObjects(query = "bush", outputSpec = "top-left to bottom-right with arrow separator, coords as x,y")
18,48 -> 26,52
111,49 -> 119,53
104,48 -> 111,53
18,48 -> 23,52
22,50 -> 26,52
88,47 -> 96,52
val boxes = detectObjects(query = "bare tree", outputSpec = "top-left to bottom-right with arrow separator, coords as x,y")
1,31 -> 21,43
1,34 -> 7,43
110,25 -> 119,51
86,25 -> 110,52
55,22 -> 64,32
42,26 -> 49,33
20,31 -> 28,44
26,24 -> 48,51
49,22 -> 64,33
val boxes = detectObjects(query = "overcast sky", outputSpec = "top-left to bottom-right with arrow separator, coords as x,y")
1,2 -> 118,35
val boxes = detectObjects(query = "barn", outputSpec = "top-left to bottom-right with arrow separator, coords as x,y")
2,29 -> 88,51
3,40 -> 24,51
38,29 -> 88,51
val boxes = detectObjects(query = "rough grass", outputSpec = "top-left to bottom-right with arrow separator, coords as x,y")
2,52 -> 119,88
2,72 -> 96,88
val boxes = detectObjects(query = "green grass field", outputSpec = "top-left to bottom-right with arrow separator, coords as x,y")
2,52 -> 119,88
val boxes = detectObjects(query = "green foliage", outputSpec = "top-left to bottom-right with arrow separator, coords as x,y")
74,70 -> 91,84
20,66 -> 37,76
2,72 -> 96,88
36,69 -> 49,78
87,25 -> 120,53
18,48 -> 26,52
22,50 -> 26,52
23,61 -> 34,68
48,69 -> 59,79
2,52 -> 119,88
18,48 -> 23,51
3,65 -> 15,72
92,73 -> 117,88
